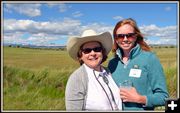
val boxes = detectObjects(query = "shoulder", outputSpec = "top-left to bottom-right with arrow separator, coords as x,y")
141,51 -> 158,60
108,56 -> 120,73
108,55 -> 119,65
68,65 -> 87,83
141,51 -> 162,69
67,66 -> 88,87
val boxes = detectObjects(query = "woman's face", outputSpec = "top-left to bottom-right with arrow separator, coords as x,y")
115,24 -> 137,52
80,41 -> 103,70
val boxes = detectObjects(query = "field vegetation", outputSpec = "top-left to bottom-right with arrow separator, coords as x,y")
3,46 -> 177,110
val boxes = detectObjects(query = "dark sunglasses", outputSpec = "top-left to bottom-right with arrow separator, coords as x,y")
116,33 -> 136,39
82,47 -> 103,54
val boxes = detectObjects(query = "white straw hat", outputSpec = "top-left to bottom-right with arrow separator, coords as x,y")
67,29 -> 113,61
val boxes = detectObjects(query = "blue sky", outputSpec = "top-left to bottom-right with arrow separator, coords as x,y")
2,1 -> 178,46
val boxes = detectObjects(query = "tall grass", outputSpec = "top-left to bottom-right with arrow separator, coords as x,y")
3,46 -> 178,110
3,66 -> 73,110
152,47 -> 177,98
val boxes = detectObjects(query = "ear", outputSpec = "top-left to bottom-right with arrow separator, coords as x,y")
78,58 -> 84,65
116,40 -> 119,44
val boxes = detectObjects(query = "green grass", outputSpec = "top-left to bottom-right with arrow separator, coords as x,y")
2,46 -> 178,110
3,66 -> 71,110
3,47 -> 79,70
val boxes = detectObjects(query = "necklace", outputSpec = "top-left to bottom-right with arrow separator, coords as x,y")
93,69 -> 119,110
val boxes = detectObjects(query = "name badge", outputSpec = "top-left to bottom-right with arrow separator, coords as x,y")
129,69 -> 142,78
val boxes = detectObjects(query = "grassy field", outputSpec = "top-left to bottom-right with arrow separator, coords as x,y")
2,46 -> 178,110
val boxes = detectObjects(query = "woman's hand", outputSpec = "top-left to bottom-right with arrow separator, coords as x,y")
120,87 -> 146,104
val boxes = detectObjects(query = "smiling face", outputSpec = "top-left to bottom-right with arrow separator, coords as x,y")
80,41 -> 103,71
115,24 -> 137,53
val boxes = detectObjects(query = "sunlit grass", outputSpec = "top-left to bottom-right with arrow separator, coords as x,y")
3,47 -> 79,71
3,46 -> 178,110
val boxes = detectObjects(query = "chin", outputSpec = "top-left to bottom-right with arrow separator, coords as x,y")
89,63 -> 100,68
121,45 -> 133,49
121,47 -> 131,50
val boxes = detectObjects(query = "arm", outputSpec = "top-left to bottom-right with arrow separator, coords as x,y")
119,53 -> 169,107
145,53 -> 169,107
65,70 -> 87,110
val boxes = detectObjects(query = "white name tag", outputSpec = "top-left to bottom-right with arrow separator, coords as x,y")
129,69 -> 142,78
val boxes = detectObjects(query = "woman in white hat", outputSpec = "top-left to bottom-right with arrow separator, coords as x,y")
65,29 -> 122,111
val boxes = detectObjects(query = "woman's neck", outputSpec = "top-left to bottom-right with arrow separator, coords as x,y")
122,50 -> 130,63
123,49 -> 130,57
93,66 -> 102,72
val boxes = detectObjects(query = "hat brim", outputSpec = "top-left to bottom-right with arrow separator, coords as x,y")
67,32 -> 112,61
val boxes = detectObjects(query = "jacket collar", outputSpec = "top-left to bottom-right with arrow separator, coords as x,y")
116,44 -> 142,60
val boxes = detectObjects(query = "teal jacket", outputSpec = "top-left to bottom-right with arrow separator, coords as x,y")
108,44 -> 169,110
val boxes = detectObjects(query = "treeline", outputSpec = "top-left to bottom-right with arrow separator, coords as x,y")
150,45 -> 176,49
6,45 -> 67,51
6,44 -> 176,51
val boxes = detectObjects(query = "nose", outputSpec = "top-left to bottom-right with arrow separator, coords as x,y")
90,50 -> 96,54
88,50 -> 96,55
123,35 -> 128,40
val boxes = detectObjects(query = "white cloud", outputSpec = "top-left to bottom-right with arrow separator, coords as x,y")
140,24 -> 177,45
72,11 -> 83,18
3,32 -> 29,45
3,18 -> 82,45
28,35 -> 57,45
46,3 -> 71,13
146,38 -> 177,45
113,16 -> 123,20
165,6 -> 172,11
46,3 -> 58,8
58,3 -> 70,12
5,3 -> 41,17
3,18 -> 177,46
4,18 -> 81,35
80,22 -> 113,35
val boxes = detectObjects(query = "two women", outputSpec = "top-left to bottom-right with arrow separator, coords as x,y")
65,18 -> 169,111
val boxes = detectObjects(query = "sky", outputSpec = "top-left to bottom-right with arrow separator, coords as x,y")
2,1 -> 178,46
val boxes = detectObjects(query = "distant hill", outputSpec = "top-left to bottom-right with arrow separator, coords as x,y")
3,43 -> 66,49
149,44 -> 177,48
3,43 -> 177,50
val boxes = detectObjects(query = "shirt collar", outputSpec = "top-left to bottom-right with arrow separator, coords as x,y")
83,64 -> 107,78
99,69 -> 108,77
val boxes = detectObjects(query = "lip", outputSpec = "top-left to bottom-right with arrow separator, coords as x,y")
120,41 -> 132,48
88,57 -> 99,61
121,41 -> 131,45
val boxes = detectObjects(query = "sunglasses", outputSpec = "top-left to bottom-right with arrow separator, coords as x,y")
115,33 -> 136,40
82,47 -> 103,54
